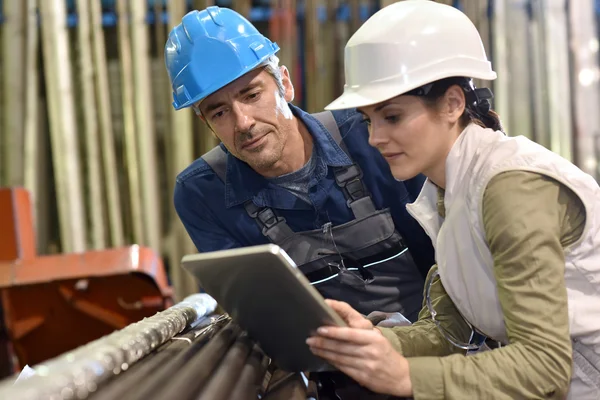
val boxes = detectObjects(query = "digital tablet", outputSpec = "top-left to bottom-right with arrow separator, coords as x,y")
181,243 -> 347,372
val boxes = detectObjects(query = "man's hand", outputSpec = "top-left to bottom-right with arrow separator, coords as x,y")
307,299 -> 413,397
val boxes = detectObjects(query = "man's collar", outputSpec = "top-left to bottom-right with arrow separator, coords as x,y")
224,103 -> 353,208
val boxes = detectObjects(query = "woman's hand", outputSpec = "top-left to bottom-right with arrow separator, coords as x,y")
307,299 -> 413,397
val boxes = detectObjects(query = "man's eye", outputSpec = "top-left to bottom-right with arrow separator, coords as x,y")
247,92 -> 260,101
212,110 -> 225,119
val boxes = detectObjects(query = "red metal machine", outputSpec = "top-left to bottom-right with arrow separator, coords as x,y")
0,187 -> 173,377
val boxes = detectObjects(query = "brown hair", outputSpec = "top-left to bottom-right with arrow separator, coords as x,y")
413,77 -> 503,132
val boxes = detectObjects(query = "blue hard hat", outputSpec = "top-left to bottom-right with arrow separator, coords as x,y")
165,6 -> 280,110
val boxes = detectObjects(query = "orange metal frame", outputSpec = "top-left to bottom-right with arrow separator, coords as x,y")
0,188 -> 173,376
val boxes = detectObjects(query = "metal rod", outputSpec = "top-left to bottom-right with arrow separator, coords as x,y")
196,334 -> 254,400
148,322 -> 241,400
228,346 -> 270,400
90,317 -> 223,400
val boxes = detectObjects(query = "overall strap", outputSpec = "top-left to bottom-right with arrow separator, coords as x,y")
312,111 -> 376,219
201,145 -> 227,182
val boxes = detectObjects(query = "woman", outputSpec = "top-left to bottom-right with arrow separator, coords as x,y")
306,1 -> 600,399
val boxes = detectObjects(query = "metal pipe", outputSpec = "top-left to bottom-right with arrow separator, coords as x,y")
90,317 -> 224,400
196,334 -> 254,400
149,322 -> 241,400
228,346 -> 270,400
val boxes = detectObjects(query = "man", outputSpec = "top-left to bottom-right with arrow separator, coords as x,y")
165,6 -> 435,322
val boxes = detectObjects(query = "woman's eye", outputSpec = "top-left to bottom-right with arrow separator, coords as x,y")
385,115 -> 400,124
362,118 -> 371,126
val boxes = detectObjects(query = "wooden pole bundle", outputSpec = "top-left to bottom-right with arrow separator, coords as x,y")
90,0 -> 125,247
75,0 -> 107,250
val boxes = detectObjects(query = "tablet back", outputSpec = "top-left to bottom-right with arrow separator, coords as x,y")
181,244 -> 347,372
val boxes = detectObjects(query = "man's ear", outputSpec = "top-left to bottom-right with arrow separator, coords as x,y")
280,65 -> 295,102
444,85 -> 466,124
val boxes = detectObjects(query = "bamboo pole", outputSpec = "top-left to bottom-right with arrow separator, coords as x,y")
349,0 -> 361,34
542,0 -> 573,160
131,0 -> 162,251
90,0 -> 125,247
491,0 -> 511,134
462,0 -> 492,91
505,0 -> 534,140
323,1 -> 338,107
1,1 -> 26,186
192,1 -> 218,157
568,0 -> 600,180
304,0 -> 323,113
76,0 -> 107,250
334,0 -> 350,96
528,0 -> 549,146
166,0 -> 199,301
23,0 -> 40,236
39,0 -> 86,253
116,0 -> 145,245
233,0 -> 252,18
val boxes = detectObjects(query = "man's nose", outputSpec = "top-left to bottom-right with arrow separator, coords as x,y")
232,102 -> 255,133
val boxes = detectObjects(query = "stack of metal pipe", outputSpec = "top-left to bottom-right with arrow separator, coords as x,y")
0,295 -> 311,400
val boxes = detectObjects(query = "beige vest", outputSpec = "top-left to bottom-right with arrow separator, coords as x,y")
406,124 -> 600,356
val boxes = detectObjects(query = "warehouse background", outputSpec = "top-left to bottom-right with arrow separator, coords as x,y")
0,0 -> 599,303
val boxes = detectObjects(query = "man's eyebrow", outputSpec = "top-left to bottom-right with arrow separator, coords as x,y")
239,81 -> 262,95
203,101 -> 226,113
201,81 -> 263,114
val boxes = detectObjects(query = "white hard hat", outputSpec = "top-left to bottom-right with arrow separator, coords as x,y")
325,0 -> 497,111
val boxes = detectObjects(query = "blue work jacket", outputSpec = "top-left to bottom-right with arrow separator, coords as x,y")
174,104 -> 435,277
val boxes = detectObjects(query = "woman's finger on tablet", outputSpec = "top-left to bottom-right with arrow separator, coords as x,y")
324,299 -> 373,329
306,336 -> 367,356
312,326 -> 381,344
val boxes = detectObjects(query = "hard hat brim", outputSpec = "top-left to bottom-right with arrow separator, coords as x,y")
325,69 -> 497,111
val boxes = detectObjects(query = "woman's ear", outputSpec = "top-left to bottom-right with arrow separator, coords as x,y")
444,85 -> 466,124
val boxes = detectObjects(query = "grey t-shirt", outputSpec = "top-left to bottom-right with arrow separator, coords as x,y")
268,150 -> 318,204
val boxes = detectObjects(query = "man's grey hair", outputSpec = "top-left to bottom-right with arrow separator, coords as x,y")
259,55 -> 286,97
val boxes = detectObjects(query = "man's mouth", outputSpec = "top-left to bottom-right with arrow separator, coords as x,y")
241,133 -> 268,150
